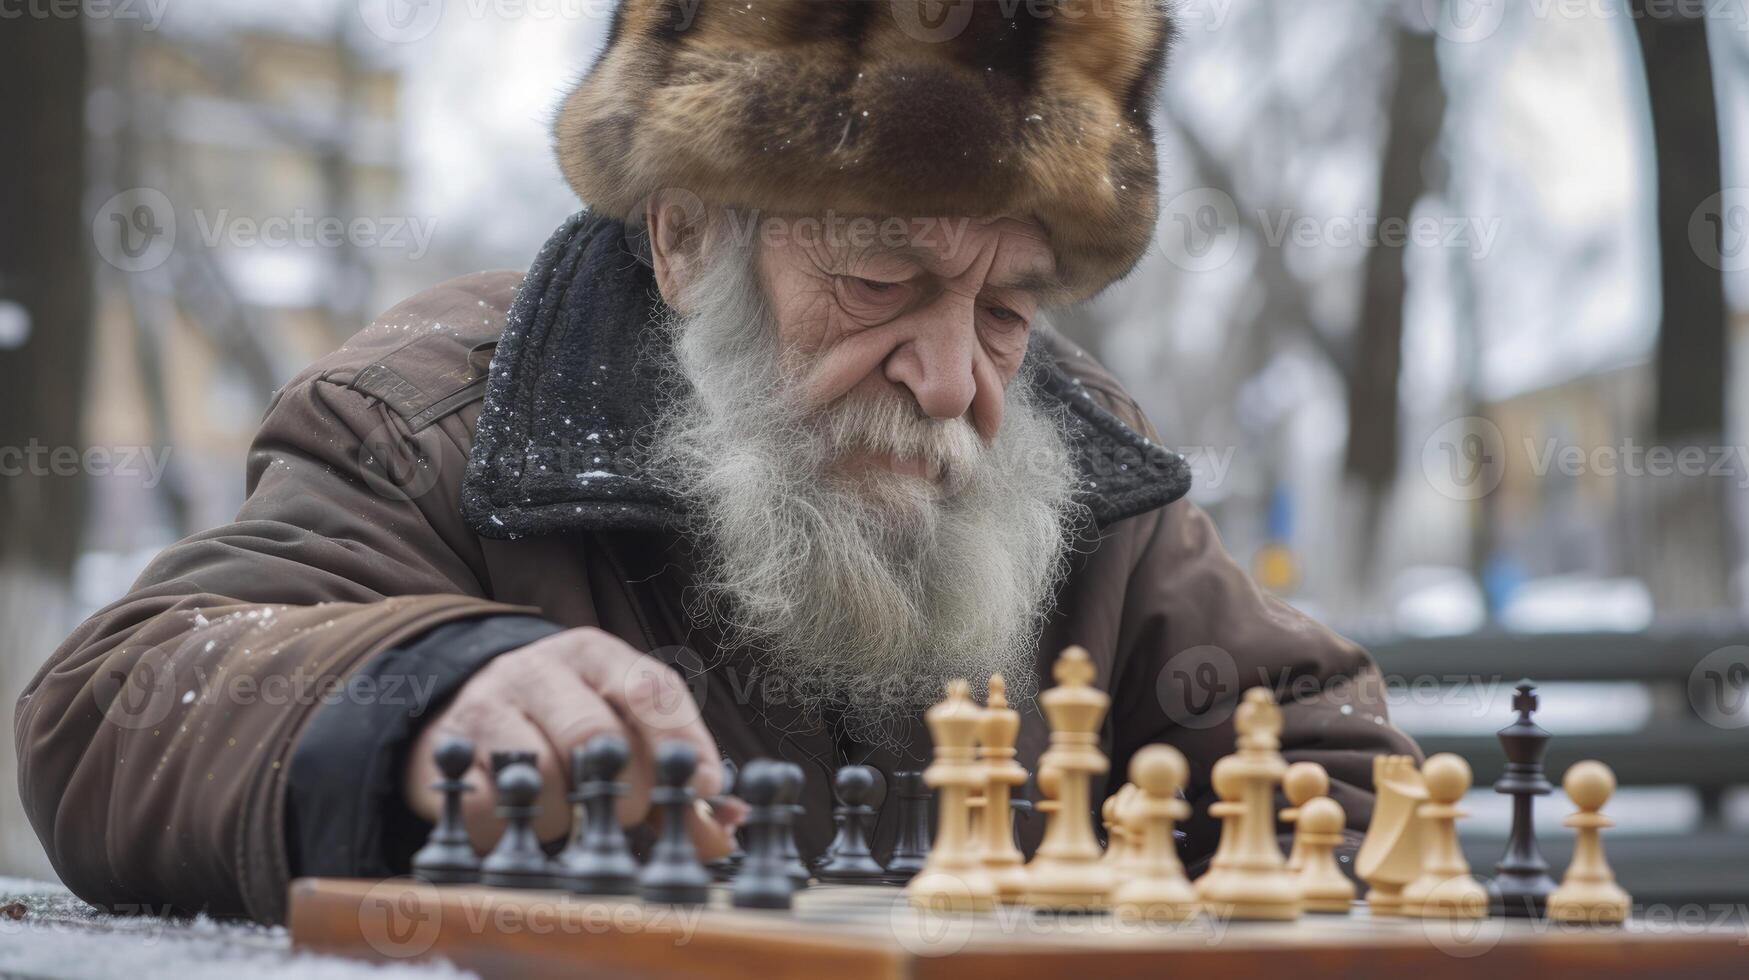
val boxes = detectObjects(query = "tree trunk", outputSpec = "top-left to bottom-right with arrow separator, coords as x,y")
1344,23 -> 1446,582
0,13 -> 92,577
0,11 -> 90,883
1631,2 -> 1732,610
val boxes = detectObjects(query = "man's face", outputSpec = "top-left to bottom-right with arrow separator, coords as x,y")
753,216 -> 1060,483
649,208 -> 1079,741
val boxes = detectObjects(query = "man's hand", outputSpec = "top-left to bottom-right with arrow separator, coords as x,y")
404,627 -> 742,858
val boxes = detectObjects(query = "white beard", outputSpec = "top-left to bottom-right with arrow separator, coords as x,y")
648,241 -> 1084,745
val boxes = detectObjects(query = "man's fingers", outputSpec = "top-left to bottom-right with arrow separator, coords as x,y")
554,629 -> 723,799
505,654 -> 656,825
444,705 -> 565,849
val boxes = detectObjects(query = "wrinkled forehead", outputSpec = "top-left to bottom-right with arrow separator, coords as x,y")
744,210 -> 1063,292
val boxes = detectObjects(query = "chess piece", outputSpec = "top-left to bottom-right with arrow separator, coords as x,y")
1356,755 -> 1428,916
908,679 -> 998,912
1111,745 -> 1197,921
1192,688 -> 1300,921
1402,753 -> 1487,919
553,734 -> 638,896
1547,761 -> 1630,924
1295,796 -> 1356,913
637,741 -> 712,906
1193,758 -> 1244,901
1281,761 -> 1329,873
1492,680 -> 1557,918
775,761 -> 811,889
412,736 -> 481,884
1099,785 -> 1135,866
489,749 -> 537,774
732,760 -> 797,909
708,757 -> 746,882
978,673 -> 1030,904
1023,647 -> 1114,910
966,791 -> 987,859
885,770 -> 932,883
816,765 -> 886,883
480,761 -> 553,889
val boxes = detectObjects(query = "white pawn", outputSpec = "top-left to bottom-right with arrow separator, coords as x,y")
1281,762 -> 1328,872
1548,761 -> 1630,924
1112,745 -> 1198,921
1296,796 -> 1356,914
1403,753 -> 1487,919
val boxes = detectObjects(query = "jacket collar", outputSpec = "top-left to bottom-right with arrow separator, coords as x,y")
462,212 -> 1190,540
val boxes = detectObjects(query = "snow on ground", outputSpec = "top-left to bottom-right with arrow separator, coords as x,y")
0,878 -> 476,980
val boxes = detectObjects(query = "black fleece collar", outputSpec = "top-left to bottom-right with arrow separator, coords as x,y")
461,213 -> 1190,540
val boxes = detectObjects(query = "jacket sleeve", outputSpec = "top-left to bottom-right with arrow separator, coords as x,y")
1107,499 -> 1421,868
13,363 -> 534,924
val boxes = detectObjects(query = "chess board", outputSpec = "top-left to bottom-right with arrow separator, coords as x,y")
287,877 -> 1749,979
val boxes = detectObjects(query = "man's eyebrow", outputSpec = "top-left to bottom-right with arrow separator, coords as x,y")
850,242 -> 1067,297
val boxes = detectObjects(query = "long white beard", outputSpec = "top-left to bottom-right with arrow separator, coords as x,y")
648,243 -> 1084,744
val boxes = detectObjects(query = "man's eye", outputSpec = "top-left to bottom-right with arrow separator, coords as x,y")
985,305 -> 1025,325
839,276 -> 910,308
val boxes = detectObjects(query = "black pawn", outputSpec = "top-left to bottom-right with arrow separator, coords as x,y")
884,770 -> 932,884
638,741 -> 712,906
480,761 -> 553,889
731,760 -> 796,909
412,736 -> 481,884
490,749 -> 537,774
815,766 -> 886,883
708,758 -> 747,882
1492,680 -> 1557,917
554,735 -> 638,895
774,762 -> 810,889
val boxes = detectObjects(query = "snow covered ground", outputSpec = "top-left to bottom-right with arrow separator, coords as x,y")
0,878 -> 475,980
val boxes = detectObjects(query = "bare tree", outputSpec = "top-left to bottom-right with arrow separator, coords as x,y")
1629,0 -> 1732,610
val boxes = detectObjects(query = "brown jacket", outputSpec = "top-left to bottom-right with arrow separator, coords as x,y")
16,267 -> 1417,924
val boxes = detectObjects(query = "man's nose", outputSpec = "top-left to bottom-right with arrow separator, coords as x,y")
881,300 -> 978,420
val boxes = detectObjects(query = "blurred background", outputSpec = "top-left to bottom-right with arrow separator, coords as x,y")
3,0 -> 1748,909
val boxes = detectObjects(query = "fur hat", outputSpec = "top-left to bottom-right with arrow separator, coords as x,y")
554,0 -> 1173,300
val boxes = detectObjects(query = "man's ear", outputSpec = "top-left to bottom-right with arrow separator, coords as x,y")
645,189 -> 710,313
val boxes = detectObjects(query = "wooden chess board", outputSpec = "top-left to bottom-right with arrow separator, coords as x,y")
288,878 -> 1749,979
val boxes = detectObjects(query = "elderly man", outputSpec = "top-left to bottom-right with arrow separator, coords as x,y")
16,0 -> 1416,923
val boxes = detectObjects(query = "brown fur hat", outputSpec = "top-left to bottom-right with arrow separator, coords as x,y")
554,0 -> 1173,300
